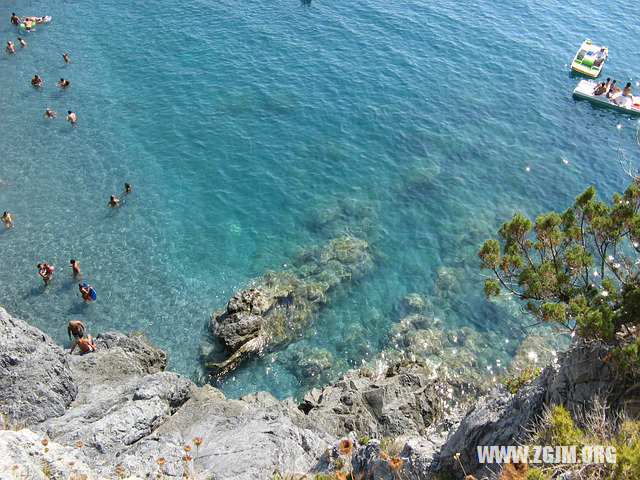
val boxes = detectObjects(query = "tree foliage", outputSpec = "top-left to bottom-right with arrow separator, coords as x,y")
478,183 -> 640,341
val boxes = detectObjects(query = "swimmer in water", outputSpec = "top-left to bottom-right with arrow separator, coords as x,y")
11,13 -> 20,25
67,110 -> 77,124
17,37 -> 26,47
67,320 -> 86,340
79,282 -> 94,301
70,334 -> 97,353
37,262 -> 54,285
1,211 -> 13,226
69,258 -> 81,277
124,183 -> 132,194
6,41 -> 15,53
31,75 -> 42,87
63,53 -> 70,63
44,108 -> 57,118
108,195 -> 119,207
56,78 -> 70,88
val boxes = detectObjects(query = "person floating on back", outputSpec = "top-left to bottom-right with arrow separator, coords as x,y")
79,283 -> 94,301
70,334 -> 97,354
67,110 -> 77,124
67,320 -> 86,340
1,211 -> 13,226
31,75 -> 42,87
37,262 -> 54,285
44,108 -> 57,119
69,258 -> 81,277
6,41 -> 15,53
11,13 -> 20,25
108,194 -> 119,207
62,53 -> 70,63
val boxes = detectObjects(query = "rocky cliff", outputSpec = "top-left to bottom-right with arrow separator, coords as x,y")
0,306 -> 624,480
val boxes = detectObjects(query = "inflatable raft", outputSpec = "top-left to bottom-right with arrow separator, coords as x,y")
19,16 -> 51,29
573,80 -> 640,115
571,40 -> 607,77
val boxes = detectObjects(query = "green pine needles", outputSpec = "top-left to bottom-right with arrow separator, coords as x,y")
479,183 -> 640,343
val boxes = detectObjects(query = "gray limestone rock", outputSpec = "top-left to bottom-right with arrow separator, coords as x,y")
299,363 -> 443,438
0,307 -> 76,426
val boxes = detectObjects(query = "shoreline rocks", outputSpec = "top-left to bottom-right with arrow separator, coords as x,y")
0,303 -> 625,480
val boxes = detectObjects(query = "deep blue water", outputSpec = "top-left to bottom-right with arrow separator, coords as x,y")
1,0 -> 639,398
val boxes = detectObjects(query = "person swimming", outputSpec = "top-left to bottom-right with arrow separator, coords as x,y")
79,282 -> 94,301
44,108 -> 57,118
69,258 -> 81,277
67,320 -> 86,340
67,110 -> 77,124
31,75 -> 42,87
70,334 -> 97,353
17,37 -> 26,47
11,13 -> 20,25
108,194 -> 119,207
37,262 -> 54,285
6,41 -> 15,53
124,183 -> 132,194
1,211 -> 13,226
62,53 -> 70,63
57,78 -> 70,88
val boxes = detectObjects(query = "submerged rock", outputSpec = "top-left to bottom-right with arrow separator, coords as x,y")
204,235 -> 373,378
401,293 -> 433,314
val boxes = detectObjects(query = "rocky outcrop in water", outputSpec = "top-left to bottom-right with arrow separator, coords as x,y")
202,235 -> 373,378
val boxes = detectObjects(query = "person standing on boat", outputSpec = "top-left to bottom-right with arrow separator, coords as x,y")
593,47 -> 607,67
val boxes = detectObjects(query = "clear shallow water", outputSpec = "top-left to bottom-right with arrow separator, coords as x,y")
0,0 -> 638,398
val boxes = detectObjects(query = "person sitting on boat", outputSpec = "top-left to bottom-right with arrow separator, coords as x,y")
606,80 -> 620,98
592,47 -> 607,67
613,82 -> 635,108
593,82 -> 607,96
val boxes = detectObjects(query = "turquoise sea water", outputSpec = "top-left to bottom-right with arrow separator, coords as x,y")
1,0 -> 639,398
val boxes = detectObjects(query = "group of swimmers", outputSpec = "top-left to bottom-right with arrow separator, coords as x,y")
7,13 -> 76,124
2,182 -> 131,231
67,319 -> 97,353
10,13 -> 47,31
593,78 -> 637,107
